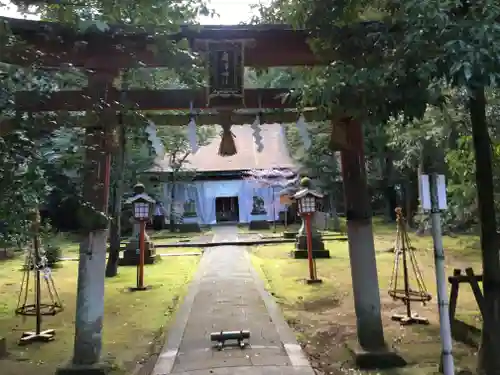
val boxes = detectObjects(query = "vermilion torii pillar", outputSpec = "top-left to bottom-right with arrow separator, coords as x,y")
57,70 -> 116,375
332,117 -> 386,352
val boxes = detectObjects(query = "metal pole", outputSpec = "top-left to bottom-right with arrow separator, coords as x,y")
136,237 -> 140,288
305,214 -> 314,280
139,220 -> 145,289
429,173 -> 455,375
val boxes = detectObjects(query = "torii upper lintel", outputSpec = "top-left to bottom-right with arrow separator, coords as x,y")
0,17 -> 321,69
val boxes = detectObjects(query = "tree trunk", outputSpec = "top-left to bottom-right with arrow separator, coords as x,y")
383,151 -> 397,221
339,118 -> 385,350
329,151 -> 341,231
469,87 -> 500,375
169,172 -> 176,232
403,176 -> 414,227
416,146 -> 427,234
448,121 -> 459,150
105,123 -> 126,278
329,194 -> 341,231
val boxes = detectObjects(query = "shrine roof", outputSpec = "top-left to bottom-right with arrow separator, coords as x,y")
150,123 -> 297,173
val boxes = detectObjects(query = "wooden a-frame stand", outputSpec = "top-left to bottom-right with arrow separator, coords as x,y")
18,215 -> 57,345
389,208 -> 431,325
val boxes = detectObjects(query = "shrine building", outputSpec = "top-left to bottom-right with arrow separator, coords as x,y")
147,123 -> 298,227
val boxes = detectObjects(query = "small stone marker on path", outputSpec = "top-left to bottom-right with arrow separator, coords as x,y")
210,330 -> 251,350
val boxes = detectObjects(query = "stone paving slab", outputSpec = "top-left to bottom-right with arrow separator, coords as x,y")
151,226 -> 315,375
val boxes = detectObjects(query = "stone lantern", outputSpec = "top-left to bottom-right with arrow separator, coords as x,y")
121,183 -> 157,266
293,177 -> 330,259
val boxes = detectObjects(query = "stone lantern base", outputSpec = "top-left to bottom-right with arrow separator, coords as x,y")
177,216 -> 201,233
249,220 -> 270,230
293,235 -> 330,259
120,239 -> 157,266
249,214 -> 270,230
283,231 -> 298,239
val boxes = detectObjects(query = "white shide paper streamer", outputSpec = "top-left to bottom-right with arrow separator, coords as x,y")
187,116 -> 199,154
296,114 -> 311,150
251,114 -> 264,152
145,120 -> 165,158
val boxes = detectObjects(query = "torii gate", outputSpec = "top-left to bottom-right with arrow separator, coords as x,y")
0,16 -> 386,372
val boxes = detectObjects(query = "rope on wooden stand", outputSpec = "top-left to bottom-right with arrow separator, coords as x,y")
16,208 -> 62,345
388,207 -> 431,325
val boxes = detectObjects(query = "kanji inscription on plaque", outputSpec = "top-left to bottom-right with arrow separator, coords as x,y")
207,41 -> 244,108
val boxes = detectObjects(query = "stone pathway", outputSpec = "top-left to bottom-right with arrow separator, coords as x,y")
152,225 -> 315,375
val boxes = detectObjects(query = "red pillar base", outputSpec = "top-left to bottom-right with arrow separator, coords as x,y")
306,279 -> 323,284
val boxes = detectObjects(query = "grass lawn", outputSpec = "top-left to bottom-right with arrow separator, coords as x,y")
250,218 -> 482,375
48,233 -> 80,256
50,231 -> 209,258
0,255 -> 200,375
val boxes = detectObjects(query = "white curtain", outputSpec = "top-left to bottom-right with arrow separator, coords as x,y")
162,182 -> 187,221
241,182 -> 255,223
194,181 -> 217,224
162,180 -> 286,225
268,186 -> 287,221
203,180 -> 250,224
247,184 -> 285,222
204,180 -> 245,198
183,184 -> 199,223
